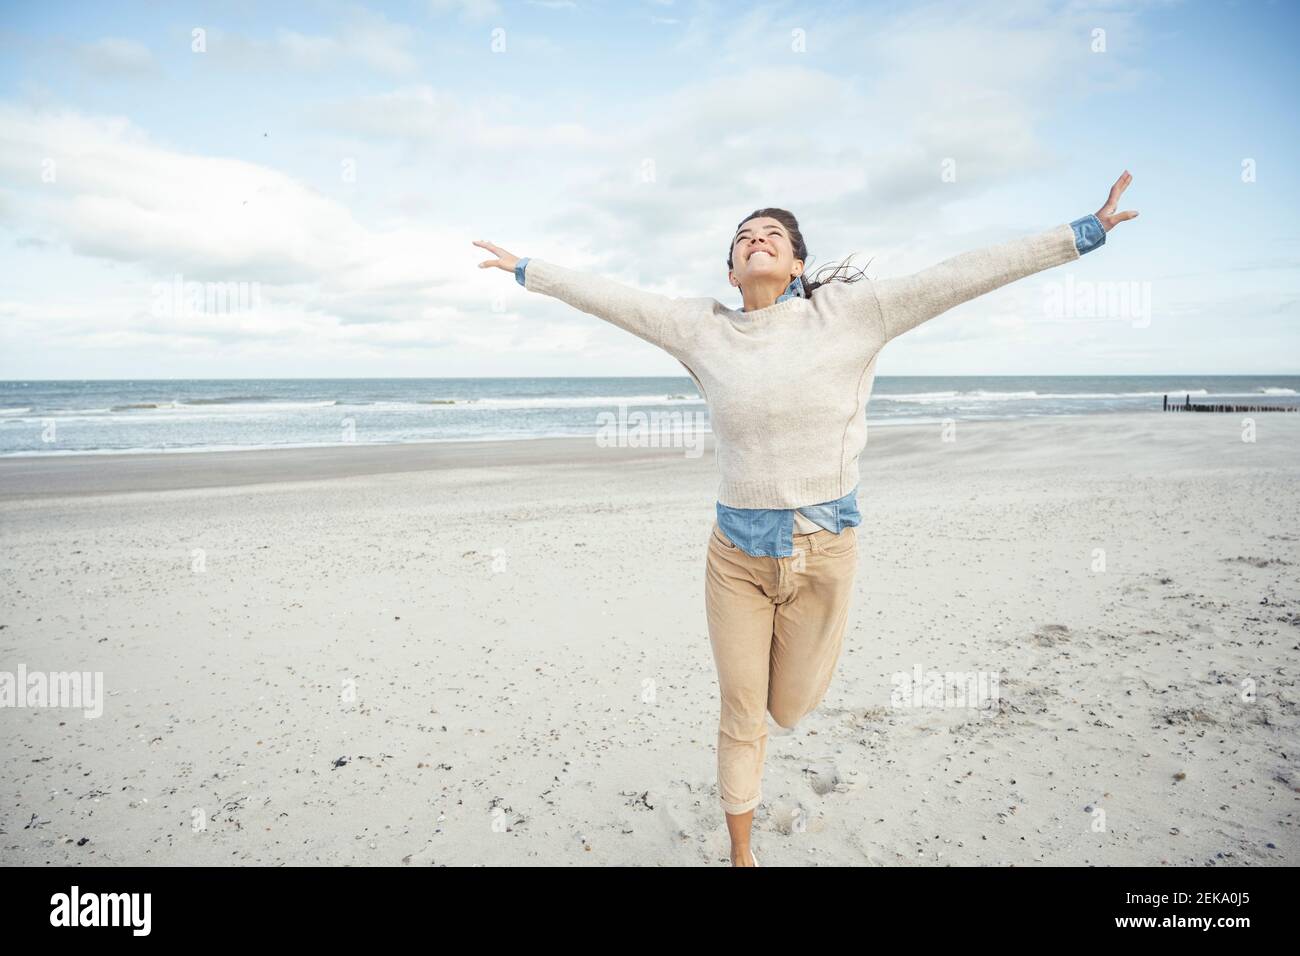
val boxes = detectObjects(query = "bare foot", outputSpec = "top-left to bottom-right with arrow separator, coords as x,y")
730,845 -> 756,867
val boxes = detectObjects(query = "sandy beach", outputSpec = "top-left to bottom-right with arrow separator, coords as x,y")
1,412 -> 1297,867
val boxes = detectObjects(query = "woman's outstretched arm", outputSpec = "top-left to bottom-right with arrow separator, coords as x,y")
474,239 -> 704,358
871,171 -> 1138,343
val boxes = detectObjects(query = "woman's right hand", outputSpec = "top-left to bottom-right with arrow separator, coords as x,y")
473,239 -> 520,273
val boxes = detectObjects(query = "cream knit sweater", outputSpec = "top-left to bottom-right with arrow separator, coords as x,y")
522,223 -> 1081,509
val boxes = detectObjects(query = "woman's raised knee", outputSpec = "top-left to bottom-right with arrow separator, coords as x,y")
768,702 -> 806,729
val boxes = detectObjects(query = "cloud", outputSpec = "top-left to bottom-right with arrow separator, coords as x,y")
4,0 -> 1291,377
200,8 -> 420,76
77,37 -> 158,78
309,84 -> 609,153
0,103 -> 541,363
428,0 -> 503,22
0,104 -> 354,283
477,1 -> 1155,300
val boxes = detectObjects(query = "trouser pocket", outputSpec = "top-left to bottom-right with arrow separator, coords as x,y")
710,523 -> 739,551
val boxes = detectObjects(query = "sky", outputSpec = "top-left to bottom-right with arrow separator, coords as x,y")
0,0 -> 1297,379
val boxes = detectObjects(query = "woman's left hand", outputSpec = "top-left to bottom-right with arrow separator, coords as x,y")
1095,171 -> 1138,231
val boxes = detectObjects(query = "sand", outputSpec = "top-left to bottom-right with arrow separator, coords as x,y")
1,412 -> 1297,866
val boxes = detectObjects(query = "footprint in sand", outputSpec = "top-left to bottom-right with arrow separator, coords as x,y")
804,761 -> 841,796
402,841 -> 437,866
650,790 -> 694,844
1032,623 -> 1072,646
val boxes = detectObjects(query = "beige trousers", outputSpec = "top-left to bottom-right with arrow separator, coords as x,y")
704,519 -> 859,814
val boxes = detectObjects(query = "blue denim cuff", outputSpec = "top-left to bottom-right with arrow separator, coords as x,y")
514,256 -> 530,286
1069,214 -> 1106,255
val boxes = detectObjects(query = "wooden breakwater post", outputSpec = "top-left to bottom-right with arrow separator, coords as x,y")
1163,393 -> 1298,413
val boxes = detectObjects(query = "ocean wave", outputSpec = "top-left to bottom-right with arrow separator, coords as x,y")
60,396 -> 695,414
346,394 -> 705,410
179,399 -> 337,409
95,399 -> 340,414
0,427 -> 717,458
181,395 -> 278,405
876,389 -> 1222,403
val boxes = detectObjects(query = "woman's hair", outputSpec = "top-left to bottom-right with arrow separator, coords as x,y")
728,207 -> 871,298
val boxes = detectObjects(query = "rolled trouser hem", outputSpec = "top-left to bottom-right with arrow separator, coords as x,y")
720,792 -> 762,815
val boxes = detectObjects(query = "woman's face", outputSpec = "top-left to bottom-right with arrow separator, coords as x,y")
729,216 -> 803,289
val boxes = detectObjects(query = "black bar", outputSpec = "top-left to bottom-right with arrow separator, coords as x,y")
0,866 -> 1290,942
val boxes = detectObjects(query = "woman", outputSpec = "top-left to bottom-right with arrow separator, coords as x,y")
474,171 -> 1137,867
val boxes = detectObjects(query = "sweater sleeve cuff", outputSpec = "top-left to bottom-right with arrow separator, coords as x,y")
1069,214 -> 1106,255
515,256 -> 530,286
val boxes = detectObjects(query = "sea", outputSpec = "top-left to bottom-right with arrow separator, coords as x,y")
1,376 -> 1297,457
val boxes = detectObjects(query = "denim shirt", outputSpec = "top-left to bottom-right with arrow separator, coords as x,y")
515,214 -> 1106,557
